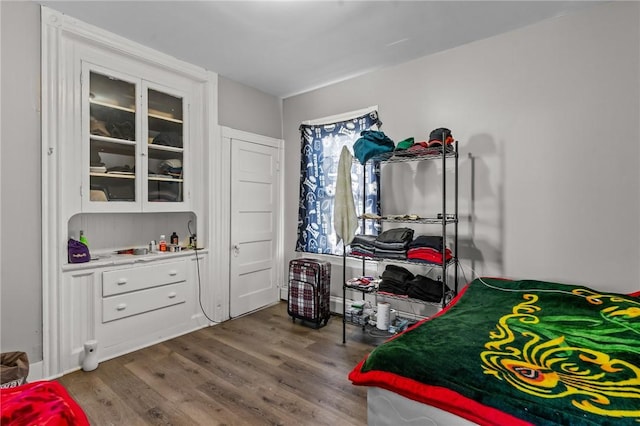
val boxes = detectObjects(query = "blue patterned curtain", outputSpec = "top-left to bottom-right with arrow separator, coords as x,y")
296,110 -> 381,255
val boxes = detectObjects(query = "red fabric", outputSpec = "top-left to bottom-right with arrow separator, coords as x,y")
406,247 -> 452,264
0,381 -> 89,426
349,362 -> 531,426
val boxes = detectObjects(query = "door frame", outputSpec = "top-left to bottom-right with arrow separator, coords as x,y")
217,127 -> 284,322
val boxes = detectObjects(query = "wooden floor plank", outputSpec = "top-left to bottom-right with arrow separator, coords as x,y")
168,332 -> 356,426
122,348 -> 245,425
165,331 -> 344,425
58,301 -> 376,425
56,372 -> 148,426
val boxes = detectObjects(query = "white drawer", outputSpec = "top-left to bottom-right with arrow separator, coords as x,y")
102,281 -> 187,323
102,260 -> 186,296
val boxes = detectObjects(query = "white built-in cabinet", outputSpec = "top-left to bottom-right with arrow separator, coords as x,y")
42,7 -> 219,377
60,253 -> 210,374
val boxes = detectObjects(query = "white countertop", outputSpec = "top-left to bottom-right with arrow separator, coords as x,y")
62,247 -> 208,271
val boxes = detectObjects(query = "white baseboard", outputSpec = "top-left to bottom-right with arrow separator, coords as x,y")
330,294 -> 356,314
283,288 -> 432,322
280,288 -> 353,315
28,360 -> 45,381
279,285 -> 287,301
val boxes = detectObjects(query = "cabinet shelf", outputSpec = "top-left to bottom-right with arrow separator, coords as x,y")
91,136 -> 137,149
90,172 -> 136,180
368,147 -> 457,164
90,99 -> 135,114
148,112 -> 183,124
375,290 -> 455,308
148,175 -> 184,183
148,144 -> 184,154
346,254 -> 455,268
359,216 -> 457,225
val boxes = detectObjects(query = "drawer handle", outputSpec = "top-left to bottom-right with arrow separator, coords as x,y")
168,270 -> 178,276
117,278 -> 128,285
168,292 -> 177,299
116,303 -> 127,311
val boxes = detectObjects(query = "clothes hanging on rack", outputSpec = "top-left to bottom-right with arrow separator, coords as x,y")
333,146 -> 358,246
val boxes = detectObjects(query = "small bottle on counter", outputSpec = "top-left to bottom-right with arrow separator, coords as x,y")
159,235 -> 167,252
170,231 -> 179,246
79,230 -> 89,247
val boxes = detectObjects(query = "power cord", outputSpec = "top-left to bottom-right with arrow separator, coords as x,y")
188,220 -> 216,324
457,260 -> 594,300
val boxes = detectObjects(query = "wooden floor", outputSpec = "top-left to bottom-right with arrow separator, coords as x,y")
58,302 -> 386,426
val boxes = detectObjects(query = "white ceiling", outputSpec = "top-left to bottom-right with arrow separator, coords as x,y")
38,1 -> 600,98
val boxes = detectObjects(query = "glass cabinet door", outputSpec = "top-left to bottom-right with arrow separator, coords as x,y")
83,64 -> 190,212
146,88 -> 184,203
88,71 -> 138,204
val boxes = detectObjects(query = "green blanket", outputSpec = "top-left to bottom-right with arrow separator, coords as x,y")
355,278 -> 640,425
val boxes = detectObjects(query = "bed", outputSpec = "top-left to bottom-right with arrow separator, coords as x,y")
349,277 -> 640,425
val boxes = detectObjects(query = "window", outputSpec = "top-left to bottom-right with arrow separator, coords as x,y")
296,109 -> 381,255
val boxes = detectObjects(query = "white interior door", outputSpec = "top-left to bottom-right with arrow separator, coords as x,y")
230,137 -> 280,317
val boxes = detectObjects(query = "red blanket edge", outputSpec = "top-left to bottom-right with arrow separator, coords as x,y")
348,362 -> 531,426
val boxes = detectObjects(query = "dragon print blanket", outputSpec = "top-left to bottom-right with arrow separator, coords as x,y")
349,277 -> 640,425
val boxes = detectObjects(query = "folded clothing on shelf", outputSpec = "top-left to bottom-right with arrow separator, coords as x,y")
90,116 -> 110,137
375,227 -> 414,245
350,230 -> 454,265
406,275 -> 450,303
350,234 -> 376,257
377,265 -> 448,303
407,247 -> 453,264
373,227 -> 414,259
353,130 -> 395,164
158,159 -> 182,177
378,265 -> 414,295
372,248 -> 407,260
408,235 -> 444,251
346,276 -> 379,291
152,132 -> 183,148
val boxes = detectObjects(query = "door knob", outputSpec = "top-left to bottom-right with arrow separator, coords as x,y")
233,244 -> 240,256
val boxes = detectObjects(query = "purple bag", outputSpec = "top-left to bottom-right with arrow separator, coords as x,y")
68,238 -> 90,263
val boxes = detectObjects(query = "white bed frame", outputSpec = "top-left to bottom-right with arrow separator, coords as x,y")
367,387 -> 477,426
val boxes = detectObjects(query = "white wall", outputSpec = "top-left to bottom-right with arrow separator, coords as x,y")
219,76 -> 282,140
0,1 -> 43,362
283,2 -> 640,294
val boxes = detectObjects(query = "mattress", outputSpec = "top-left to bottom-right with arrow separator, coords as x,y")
368,386 -> 476,426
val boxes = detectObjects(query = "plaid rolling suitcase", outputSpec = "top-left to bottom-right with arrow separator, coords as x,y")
287,258 -> 331,328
